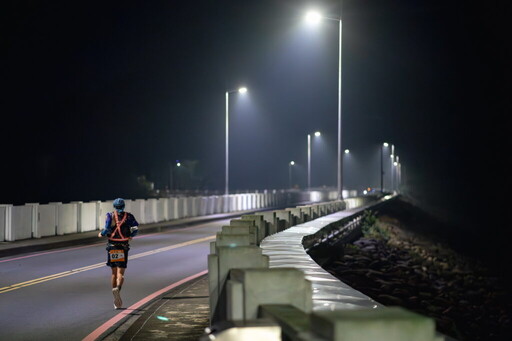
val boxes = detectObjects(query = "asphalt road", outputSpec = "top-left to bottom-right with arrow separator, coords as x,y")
0,218 -> 229,341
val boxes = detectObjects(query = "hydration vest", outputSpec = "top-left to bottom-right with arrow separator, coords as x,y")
108,211 -> 131,242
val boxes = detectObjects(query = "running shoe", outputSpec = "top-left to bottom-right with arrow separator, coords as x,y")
112,287 -> 122,309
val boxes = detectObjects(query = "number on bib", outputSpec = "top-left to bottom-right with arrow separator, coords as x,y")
109,249 -> 125,262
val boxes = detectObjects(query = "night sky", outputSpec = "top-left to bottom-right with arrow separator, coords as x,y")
2,0 -> 510,250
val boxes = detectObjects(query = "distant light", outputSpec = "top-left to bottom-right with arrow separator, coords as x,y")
156,316 -> 170,321
383,142 -> 389,147
363,190 -> 368,195
290,161 -> 295,165
305,11 -> 322,24
238,87 -> 247,94
394,162 -> 398,166
176,162 -> 181,167
390,154 -> 394,159
314,131 -> 321,137
344,149 -> 349,154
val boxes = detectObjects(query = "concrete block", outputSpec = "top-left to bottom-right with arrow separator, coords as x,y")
206,320 -> 281,341
222,225 -> 251,235
274,210 -> 292,232
298,206 -> 312,222
11,204 -> 35,240
259,304 -> 312,341
0,205 -> 13,241
144,198 -> 157,223
209,246 -> 269,323
156,198 -> 169,221
208,254 -> 220,322
57,202 -> 78,235
131,199 -> 145,223
286,207 -> 303,226
38,203 -> 58,237
98,201 -> 113,227
229,219 -> 258,244
311,307 -> 440,341
241,215 -> 266,243
227,280 -> 244,320
255,211 -> 276,236
228,268 -> 312,321
215,233 -> 255,247
78,202 -> 97,232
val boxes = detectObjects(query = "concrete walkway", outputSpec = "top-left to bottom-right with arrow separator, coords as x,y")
115,275 -> 209,341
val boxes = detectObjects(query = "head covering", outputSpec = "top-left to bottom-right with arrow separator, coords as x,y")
113,198 -> 125,213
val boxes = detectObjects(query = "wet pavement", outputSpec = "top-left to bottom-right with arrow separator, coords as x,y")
115,274 -> 209,341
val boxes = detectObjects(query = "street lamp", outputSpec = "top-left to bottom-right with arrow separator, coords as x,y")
225,87 -> 248,195
305,10 -> 343,199
169,160 -> 181,191
307,131 -> 321,189
381,142 -> 389,193
289,161 -> 295,188
390,144 -> 395,192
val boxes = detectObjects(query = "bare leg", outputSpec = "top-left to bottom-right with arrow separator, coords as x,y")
111,267 -> 118,288
116,267 -> 126,290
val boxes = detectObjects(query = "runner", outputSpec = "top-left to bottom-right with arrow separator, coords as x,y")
98,198 -> 139,309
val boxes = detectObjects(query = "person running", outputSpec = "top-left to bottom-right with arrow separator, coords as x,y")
98,198 -> 139,309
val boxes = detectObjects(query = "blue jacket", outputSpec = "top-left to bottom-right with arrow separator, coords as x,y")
100,211 -> 139,239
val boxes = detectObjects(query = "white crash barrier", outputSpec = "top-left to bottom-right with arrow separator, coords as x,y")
56,202 -> 78,235
0,205 -> 11,241
0,190 -> 330,242
78,201 -> 98,232
143,198 -> 157,224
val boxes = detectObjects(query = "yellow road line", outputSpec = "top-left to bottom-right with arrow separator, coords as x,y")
0,235 -> 215,294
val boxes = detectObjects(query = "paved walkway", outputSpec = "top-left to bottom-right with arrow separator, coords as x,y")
115,275 -> 209,341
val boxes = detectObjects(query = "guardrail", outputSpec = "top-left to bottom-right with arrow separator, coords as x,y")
0,191 -> 289,242
204,195 -> 447,341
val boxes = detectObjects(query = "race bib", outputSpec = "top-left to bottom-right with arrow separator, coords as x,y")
109,249 -> 125,262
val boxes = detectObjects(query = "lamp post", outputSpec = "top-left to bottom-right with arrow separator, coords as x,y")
381,142 -> 389,193
169,160 -> 181,191
390,144 -> 395,192
305,10 -> 343,199
395,156 -> 400,193
307,131 -> 321,189
225,87 -> 247,195
289,161 -> 295,188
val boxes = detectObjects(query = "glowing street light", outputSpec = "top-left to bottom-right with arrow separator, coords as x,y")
305,11 -> 321,24
225,86 -> 248,195
307,131 -> 321,189
289,161 -> 295,188
304,10 -> 343,199
344,149 -> 350,154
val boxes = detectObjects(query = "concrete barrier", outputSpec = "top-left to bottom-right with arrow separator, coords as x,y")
130,199 -> 144,223
144,198 -> 157,223
241,215 -> 266,243
311,307 -> 441,341
0,190 -> 339,242
156,198 -> 168,222
98,200 -> 113,228
274,210 -> 292,232
56,202 -> 78,235
77,202 -> 97,232
38,203 -> 58,237
229,219 -> 259,245
208,245 -> 269,323
227,268 -> 312,321
0,205 -> 12,241
255,211 -> 276,236
11,204 -> 34,240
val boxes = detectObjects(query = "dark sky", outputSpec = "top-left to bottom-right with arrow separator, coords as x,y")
2,0 -> 510,236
